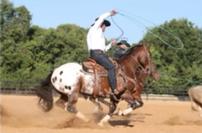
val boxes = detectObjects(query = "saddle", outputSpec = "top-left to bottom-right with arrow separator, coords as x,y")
81,57 -> 119,97
81,57 -> 133,97
82,57 -> 118,75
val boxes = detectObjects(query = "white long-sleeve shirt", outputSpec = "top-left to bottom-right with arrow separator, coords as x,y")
87,12 -> 112,52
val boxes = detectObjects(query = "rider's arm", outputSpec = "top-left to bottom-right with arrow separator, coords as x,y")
105,39 -> 117,51
105,42 -> 112,51
93,10 -> 117,29
92,12 -> 111,29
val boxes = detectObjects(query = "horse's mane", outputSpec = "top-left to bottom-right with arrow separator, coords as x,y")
120,43 -> 148,59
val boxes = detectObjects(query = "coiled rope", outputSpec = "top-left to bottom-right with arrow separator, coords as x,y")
114,9 -> 184,50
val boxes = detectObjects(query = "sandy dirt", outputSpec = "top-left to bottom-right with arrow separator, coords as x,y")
1,95 -> 202,133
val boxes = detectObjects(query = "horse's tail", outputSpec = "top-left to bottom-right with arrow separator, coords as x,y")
36,71 -> 54,112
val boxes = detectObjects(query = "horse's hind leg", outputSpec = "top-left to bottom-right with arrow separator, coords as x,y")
55,94 -> 68,110
66,93 -> 89,122
89,98 -> 104,113
198,106 -> 202,117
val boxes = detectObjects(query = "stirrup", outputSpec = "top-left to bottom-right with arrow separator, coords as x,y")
114,89 -> 119,95
110,93 -> 119,102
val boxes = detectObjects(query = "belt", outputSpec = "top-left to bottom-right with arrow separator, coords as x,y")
90,49 -> 104,53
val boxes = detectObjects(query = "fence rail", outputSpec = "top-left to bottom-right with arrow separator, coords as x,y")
0,87 -> 189,101
0,87 -> 36,95
0,80 -> 190,96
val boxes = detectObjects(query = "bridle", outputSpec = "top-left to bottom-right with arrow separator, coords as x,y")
117,44 -> 150,90
129,44 -> 152,76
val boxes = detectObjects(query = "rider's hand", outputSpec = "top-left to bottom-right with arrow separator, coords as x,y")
111,39 -> 117,46
110,10 -> 117,16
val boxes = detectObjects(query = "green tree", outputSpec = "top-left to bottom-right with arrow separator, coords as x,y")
143,19 -> 202,94
0,1 -> 88,88
0,0 -> 32,87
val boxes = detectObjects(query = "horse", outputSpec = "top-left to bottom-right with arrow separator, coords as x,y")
115,60 -> 159,116
188,85 -> 202,117
36,42 -> 159,126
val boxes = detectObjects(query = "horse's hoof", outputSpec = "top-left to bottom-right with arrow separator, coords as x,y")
200,113 -> 202,117
76,111 -> 89,122
83,118 -> 90,122
97,114 -> 110,127
118,111 -> 123,116
97,122 -> 104,127
93,106 -> 103,114
113,108 -> 123,116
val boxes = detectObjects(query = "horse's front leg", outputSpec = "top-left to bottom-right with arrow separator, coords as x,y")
66,93 -> 89,122
116,91 -> 144,116
98,101 -> 117,126
118,99 -> 143,116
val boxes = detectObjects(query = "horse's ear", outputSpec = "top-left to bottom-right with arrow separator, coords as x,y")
142,41 -> 150,49
146,43 -> 150,49
138,40 -> 148,46
138,40 -> 143,45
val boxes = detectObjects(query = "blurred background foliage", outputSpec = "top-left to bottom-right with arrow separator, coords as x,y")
1,0 -> 201,94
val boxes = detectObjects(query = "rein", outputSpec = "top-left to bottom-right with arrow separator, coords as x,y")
130,44 -> 152,75
119,67 -> 136,86
143,44 -> 152,75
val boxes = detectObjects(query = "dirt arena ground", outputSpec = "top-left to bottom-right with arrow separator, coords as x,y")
1,95 -> 202,133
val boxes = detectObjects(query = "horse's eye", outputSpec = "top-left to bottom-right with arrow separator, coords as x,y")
146,67 -> 150,73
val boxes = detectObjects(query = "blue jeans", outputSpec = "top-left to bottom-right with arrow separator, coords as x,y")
90,50 -> 116,92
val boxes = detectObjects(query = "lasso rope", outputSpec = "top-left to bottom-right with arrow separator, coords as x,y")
116,9 -> 184,50
110,16 -> 124,41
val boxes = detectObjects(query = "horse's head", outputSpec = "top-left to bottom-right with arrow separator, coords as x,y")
147,62 -> 160,81
120,42 -> 160,81
136,43 -> 160,81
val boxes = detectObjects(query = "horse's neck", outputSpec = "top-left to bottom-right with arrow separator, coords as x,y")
119,55 -> 140,74
118,45 -> 150,81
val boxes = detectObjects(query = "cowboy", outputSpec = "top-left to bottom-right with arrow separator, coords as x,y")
87,10 -> 119,102
114,40 -> 131,59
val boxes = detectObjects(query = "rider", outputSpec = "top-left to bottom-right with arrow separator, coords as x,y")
87,10 -> 119,102
113,40 -> 131,59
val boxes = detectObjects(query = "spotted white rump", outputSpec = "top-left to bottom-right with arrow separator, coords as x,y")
81,72 -> 95,94
51,62 -> 82,95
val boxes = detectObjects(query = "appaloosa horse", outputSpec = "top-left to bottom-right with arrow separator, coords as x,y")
36,42 -> 159,126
